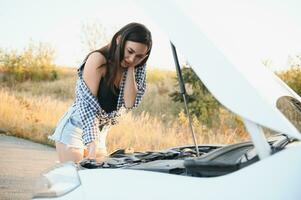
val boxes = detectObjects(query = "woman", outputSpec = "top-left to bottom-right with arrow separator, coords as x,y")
49,22 -> 152,163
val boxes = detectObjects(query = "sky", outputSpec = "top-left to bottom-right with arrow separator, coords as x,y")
0,0 -> 175,69
175,0 -> 301,71
0,0 -> 301,71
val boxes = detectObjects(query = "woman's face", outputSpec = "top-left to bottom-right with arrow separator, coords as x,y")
121,41 -> 148,68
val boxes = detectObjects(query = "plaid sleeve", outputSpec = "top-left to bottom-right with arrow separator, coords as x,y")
133,65 -> 147,108
75,78 -> 101,145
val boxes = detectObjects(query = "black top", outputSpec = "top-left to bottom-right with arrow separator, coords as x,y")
97,77 -> 120,113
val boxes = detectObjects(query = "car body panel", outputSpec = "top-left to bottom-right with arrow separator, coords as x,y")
77,145 -> 301,200
32,2 -> 301,200
33,184 -> 84,200
136,0 -> 301,139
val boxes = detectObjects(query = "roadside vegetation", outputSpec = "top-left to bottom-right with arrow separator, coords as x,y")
1,40 -> 300,153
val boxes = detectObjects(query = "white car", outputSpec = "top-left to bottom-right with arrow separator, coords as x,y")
32,2 -> 301,200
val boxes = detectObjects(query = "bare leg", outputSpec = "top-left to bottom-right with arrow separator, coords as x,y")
55,142 -> 83,163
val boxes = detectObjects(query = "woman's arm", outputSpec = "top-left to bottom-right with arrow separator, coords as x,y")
82,52 -> 106,159
123,66 -> 138,108
83,52 -> 106,97
122,65 -> 147,109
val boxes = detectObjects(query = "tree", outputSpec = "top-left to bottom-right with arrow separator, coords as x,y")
170,64 -> 221,127
80,21 -> 110,52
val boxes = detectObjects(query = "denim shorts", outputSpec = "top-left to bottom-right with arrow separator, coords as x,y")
48,104 -> 109,150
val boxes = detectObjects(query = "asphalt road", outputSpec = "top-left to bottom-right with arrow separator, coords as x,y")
0,134 -> 58,200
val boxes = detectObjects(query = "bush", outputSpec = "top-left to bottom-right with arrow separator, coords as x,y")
170,65 -> 221,127
170,62 -> 301,131
0,42 -> 59,82
277,67 -> 301,96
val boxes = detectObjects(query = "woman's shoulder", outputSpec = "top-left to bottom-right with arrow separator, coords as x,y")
81,51 -> 107,82
77,48 -> 109,80
86,51 -> 107,67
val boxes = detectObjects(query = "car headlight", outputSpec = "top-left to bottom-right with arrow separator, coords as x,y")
32,162 -> 81,199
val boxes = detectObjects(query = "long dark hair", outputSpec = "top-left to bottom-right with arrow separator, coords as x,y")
85,22 -> 152,92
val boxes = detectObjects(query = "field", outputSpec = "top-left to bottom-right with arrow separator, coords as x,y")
0,67 -> 250,153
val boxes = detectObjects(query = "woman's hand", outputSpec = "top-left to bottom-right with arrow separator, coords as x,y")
86,140 -> 98,159
80,141 -> 108,169
86,140 -> 107,163
96,148 -> 107,163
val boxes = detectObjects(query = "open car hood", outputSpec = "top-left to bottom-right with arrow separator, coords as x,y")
136,1 -> 301,140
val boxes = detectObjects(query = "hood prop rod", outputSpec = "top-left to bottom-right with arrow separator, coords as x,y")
170,42 -> 200,157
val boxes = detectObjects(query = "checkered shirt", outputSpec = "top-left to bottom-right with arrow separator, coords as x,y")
75,62 -> 147,145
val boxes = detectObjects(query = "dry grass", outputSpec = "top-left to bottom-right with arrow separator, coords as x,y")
0,88 -> 72,145
0,68 -> 250,152
0,87 -> 249,152
108,111 -> 249,152
0,67 -> 77,100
